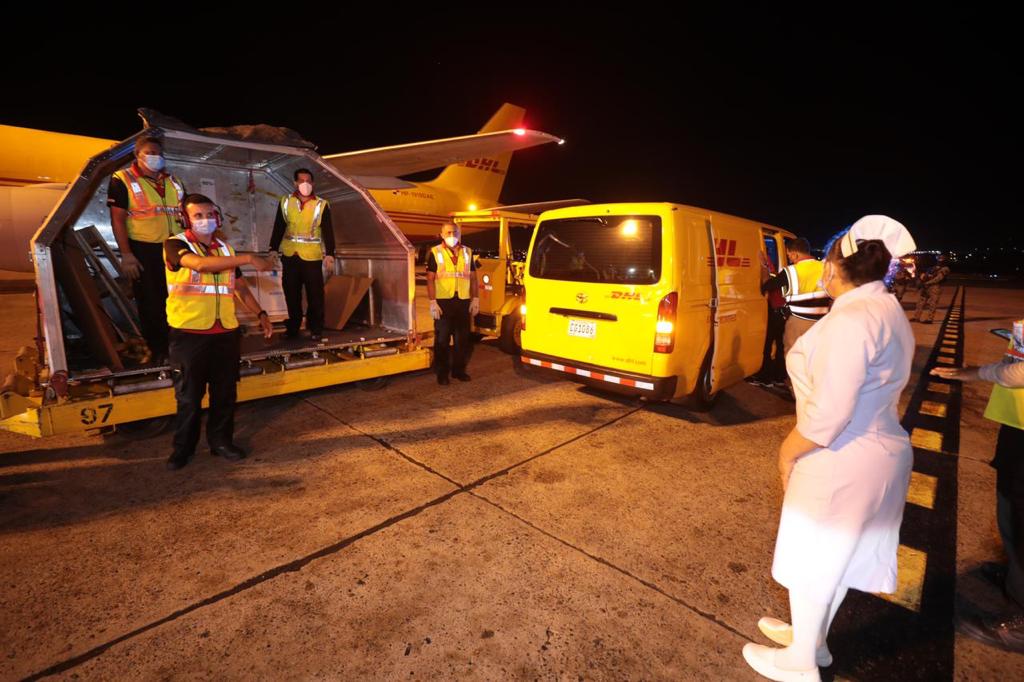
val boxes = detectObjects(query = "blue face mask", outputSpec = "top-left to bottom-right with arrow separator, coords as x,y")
192,218 -> 217,235
141,154 -> 165,172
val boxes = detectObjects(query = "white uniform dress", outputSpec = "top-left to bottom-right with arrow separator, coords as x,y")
772,280 -> 915,602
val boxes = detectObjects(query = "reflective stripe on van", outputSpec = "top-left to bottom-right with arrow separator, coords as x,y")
521,356 -> 655,391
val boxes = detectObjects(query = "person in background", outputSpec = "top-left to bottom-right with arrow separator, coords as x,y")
269,169 -> 335,340
914,254 -> 951,324
932,319 -> 1024,652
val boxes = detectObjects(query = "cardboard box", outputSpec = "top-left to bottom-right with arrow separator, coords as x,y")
324,274 -> 374,330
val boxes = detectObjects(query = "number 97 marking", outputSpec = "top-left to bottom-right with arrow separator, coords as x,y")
80,403 -> 114,426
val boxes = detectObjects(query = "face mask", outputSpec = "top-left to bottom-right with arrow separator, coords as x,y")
192,218 -> 217,235
298,182 -> 313,197
141,154 -> 165,172
444,235 -> 459,248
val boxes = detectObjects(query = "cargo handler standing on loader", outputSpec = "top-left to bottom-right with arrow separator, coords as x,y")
163,194 -> 275,471
108,134 -> 186,362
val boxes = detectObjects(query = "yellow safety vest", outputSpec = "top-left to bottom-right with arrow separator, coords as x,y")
113,165 -> 185,243
279,194 -> 329,261
165,233 -> 239,331
984,319 -> 1024,430
432,243 -> 472,300
782,258 -> 829,320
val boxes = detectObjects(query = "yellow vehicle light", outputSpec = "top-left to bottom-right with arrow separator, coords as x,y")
621,219 -> 638,237
483,274 -> 491,284
520,304 -> 527,315
656,320 -> 673,334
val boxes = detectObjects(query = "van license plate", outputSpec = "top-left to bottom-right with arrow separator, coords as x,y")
568,319 -> 596,338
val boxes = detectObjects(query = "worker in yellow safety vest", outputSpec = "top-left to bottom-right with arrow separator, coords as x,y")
162,193 -> 276,471
762,237 -> 831,354
108,133 -> 186,361
426,222 -> 479,385
933,319 -> 1024,651
268,168 -> 336,340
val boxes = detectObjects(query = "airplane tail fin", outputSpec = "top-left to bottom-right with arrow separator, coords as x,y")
428,103 -> 525,209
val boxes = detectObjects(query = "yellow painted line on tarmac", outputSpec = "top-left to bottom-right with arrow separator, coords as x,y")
920,400 -> 948,418
878,545 -> 927,612
936,357 -> 954,365
911,428 -> 944,452
928,383 -> 952,394
907,471 -> 938,509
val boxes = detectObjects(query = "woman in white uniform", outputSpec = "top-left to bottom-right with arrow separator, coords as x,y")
743,215 -> 918,681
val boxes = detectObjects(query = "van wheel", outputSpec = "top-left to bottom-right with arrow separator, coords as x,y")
689,357 -> 719,412
499,312 -> 523,354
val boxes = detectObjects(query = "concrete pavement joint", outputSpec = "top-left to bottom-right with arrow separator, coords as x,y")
469,490 -> 754,643
26,399 -> 643,678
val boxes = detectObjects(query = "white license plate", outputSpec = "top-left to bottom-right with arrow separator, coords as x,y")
567,319 -> 596,338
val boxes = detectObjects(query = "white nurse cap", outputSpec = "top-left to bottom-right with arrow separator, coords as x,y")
840,215 -> 916,259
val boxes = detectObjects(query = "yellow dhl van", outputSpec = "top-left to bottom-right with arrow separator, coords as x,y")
519,202 -> 795,407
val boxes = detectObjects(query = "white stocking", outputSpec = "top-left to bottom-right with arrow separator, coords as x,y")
819,585 -> 848,649
776,589 -> 830,670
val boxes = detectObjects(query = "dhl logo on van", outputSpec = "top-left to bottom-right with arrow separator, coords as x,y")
609,291 -> 641,300
460,158 -> 505,175
706,239 -> 752,268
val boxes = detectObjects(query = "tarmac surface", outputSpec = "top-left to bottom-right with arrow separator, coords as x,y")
1,281 -> 1023,680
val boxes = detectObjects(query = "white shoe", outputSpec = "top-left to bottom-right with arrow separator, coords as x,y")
757,617 -> 833,667
742,643 -> 821,681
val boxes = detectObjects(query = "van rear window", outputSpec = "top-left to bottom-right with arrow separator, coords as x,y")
529,216 -> 662,284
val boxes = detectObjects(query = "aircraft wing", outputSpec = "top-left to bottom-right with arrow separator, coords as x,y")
323,129 -> 563,178
488,199 -> 590,215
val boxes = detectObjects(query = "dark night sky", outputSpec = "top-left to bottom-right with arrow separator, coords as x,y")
2,9 -> 1016,250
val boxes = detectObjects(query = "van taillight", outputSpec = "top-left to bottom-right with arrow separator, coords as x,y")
520,289 -> 526,330
654,292 -> 677,353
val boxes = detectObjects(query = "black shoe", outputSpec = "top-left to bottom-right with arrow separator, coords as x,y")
957,611 -> 1024,653
747,374 -> 770,387
211,443 -> 247,461
437,375 -> 450,385
452,372 -> 471,382
166,452 -> 190,471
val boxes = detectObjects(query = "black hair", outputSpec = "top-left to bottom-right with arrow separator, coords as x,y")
294,168 -> 314,182
134,134 -> 163,154
182,193 -> 215,210
826,232 -> 892,286
786,237 -> 812,255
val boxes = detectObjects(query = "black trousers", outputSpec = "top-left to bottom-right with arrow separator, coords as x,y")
434,298 -> 471,378
994,424 -> 1024,607
282,255 -> 325,335
130,239 -> 170,359
169,329 -> 241,456
759,305 -> 787,380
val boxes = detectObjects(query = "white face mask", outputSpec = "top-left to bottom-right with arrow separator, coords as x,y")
192,217 -> 217,235
298,182 -> 313,197
141,153 -> 165,172
444,235 -> 459,248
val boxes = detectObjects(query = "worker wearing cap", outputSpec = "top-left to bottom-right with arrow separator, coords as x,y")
163,193 -> 275,471
426,222 -> 479,385
268,168 -> 335,340
108,134 -> 186,362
